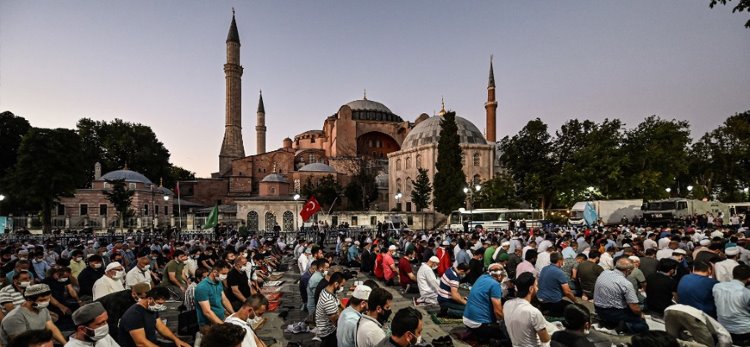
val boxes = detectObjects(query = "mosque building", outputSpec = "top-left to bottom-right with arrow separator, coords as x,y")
52,13 -> 501,232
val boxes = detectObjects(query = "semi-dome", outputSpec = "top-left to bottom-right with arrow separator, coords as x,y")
298,163 -> 337,173
344,99 -> 403,123
261,173 -> 288,183
99,169 -> 153,185
401,115 -> 486,150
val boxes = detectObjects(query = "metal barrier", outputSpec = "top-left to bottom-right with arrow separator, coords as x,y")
0,230 -> 217,244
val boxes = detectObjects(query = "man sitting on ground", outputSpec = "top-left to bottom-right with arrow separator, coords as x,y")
537,252 -> 577,317
415,257 -> 440,305
437,263 -> 469,318
462,263 -> 507,344
593,257 -> 648,333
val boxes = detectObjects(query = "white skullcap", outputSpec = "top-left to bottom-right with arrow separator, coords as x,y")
105,262 -> 123,272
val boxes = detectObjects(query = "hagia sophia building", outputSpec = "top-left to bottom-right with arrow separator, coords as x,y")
57,13 -> 503,231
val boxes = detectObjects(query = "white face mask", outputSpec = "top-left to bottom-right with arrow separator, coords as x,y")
19,281 -> 31,288
142,264 -> 151,271
113,271 -> 124,279
148,302 -> 167,312
92,263 -> 102,269
336,286 -> 344,294
218,273 -> 228,281
86,324 -> 110,341
34,301 -> 50,309
323,270 -> 329,276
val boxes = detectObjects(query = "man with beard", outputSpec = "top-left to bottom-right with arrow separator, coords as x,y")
96,283 -> 152,343
356,288 -> 393,347
462,263 -> 507,343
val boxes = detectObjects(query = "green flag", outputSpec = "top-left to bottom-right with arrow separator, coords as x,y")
204,204 -> 218,230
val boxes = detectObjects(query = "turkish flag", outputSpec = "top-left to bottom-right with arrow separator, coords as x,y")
300,196 -> 321,222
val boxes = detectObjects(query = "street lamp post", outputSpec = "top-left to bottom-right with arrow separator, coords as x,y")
163,195 -> 170,227
687,185 -> 693,198
395,192 -> 403,212
294,194 -> 300,231
666,187 -> 672,197
463,185 -> 481,229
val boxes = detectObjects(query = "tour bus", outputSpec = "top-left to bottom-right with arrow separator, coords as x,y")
447,208 -> 546,232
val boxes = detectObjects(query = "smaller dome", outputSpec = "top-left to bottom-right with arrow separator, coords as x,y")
299,163 -> 336,173
345,99 -> 393,114
261,173 -> 288,183
100,169 -> 153,185
159,186 -> 173,196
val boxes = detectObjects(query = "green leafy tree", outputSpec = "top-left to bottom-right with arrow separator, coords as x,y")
475,173 -> 519,208
345,160 -> 378,210
710,0 -> 750,28
302,175 -> 342,212
688,111 -> 750,201
411,168 -> 433,211
433,111 -> 467,215
77,118 -> 188,188
103,179 -> 135,231
621,116 -> 691,200
0,112 -> 32,214
499,118 -> 555,208
5,128 -> 86,232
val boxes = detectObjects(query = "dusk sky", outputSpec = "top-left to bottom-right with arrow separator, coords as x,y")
1,1 -> 748,178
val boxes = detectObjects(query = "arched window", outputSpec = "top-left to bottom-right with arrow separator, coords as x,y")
396,159 -> 402,170
265,212 -> 276,231
406,177 -> 413,194
473,153 -> 480,166
415,154 -> 422,168
396,178 -> 402,193
247,211 -> 259,230
405,157 -> 411,169
473,174 -> 481,186
283,211 -> 294,231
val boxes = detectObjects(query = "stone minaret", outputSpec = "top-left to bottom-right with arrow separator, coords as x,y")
219,11 -> 245,175
256,91 -> 266,154
485,55 -> 498,142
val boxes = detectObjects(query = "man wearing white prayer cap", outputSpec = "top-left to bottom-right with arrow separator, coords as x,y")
92,262 -> 125,300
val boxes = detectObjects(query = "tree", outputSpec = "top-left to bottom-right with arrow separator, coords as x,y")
344,160 -> 378,210
301,175 -> 342,212
5,128 -> 86,232
710,0 -> 750,28
433,111 -> 467,215
475,173 -> 519,208
0,112 -> 32,214
103,179 -> 134,231
621,116 -> 691,200
77,118 -> 182,187
411,168 -> 433,211
688,111 -> 750,201
499,118 -> 555,208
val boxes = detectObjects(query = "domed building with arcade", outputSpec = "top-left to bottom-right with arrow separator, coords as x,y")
176,13 -> 503,231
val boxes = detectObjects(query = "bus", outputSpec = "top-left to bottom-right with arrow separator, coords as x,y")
729,202 -> 750,217
447,208 -> 546,232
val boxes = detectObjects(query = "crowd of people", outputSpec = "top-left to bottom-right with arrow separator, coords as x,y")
321,221 -> 750,347
0,234 -> 290,347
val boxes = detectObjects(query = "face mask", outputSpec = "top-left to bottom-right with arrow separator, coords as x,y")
142,264 -> 151,271
58,277 -> 69,283
336,286 -> 344,294
218,274 -> 228,281
240,265 -> 249,272
323,270 -> 329,276
74,257 -> 82,262
19,281 -> 31,288
86,324 -> 110,341
92,263 -> 102,269
409,333 -> 422,346
148,302 -> 167,312
34,301 -> 50,309
18,257 -> 27,261
377,308 -> 392,325
114,271 -> 124,279
431,265 -> 438,270
191,255 -> 199,259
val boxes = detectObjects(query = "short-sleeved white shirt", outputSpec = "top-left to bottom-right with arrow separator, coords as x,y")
503,298 -> 547,347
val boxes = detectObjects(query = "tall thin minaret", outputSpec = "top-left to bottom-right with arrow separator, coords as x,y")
485,55 -> 498,142
219,10 -> 245,174
256,91 -> 266,154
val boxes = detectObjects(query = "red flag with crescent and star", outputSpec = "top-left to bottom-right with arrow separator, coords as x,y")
300,195 -> 321,222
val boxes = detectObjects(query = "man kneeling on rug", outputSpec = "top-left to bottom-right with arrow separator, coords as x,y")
462,263 -> 510,344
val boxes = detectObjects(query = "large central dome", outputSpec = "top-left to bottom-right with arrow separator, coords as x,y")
402,115 -> 486,150
344,99 -> 403,122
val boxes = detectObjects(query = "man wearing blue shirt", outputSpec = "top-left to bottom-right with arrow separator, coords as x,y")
677,261 -> 718,318
462,263 -> 507,343
537,252 -> 577,317
194,260 -> 234,335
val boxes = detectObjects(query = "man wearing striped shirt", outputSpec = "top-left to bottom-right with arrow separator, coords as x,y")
315,272 -> 345,347
437,263 -> 469,318
0,271 -> 31,313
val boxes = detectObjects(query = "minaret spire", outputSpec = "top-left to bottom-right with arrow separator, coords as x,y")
485,54 -> 498,142
256,90 -> 267,154
219,10 -> 245,175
